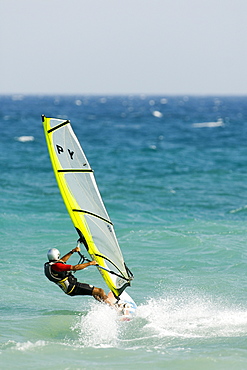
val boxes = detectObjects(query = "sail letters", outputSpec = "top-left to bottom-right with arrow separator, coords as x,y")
56,145 -> 63,154
56,145 -> 74,160
68,149 -> 74,160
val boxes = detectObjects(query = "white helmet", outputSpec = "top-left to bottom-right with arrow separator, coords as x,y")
47,248 -> 60,261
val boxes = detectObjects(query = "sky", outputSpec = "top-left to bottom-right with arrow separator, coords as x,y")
0,0 -> 247,95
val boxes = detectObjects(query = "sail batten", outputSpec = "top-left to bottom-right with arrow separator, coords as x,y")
42,115 -> 133,297
58,169 -> 94,173
47,120 -> 70,133
72,209 -> 113,225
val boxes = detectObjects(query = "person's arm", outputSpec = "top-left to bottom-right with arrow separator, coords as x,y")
60,245 -> 81,263
59,245 -> 98,271
70,260 -> 98,271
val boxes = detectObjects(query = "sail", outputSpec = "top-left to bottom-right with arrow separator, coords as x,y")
42,115 -> 133,297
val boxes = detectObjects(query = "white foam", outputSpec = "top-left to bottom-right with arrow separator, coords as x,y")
15,340 -> 46,351
16,136 -> 35,142
192,118 -> 224,128
72,302 -> 120,347
152,111 -> 163,118
230,205 -> 247,214
70,292 -> 247,350
137,294 -> 247,339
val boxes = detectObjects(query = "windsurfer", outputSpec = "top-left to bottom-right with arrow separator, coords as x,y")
44,245 -> 113,306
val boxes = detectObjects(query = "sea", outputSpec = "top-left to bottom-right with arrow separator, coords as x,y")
1,94 -> 247,369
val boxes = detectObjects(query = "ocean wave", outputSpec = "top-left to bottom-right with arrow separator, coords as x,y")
230,205 -> 247,214
0,340 -> 47,353
15,340 -> 46,351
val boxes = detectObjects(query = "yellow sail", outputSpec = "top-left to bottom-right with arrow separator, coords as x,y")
42,115 -> 133,297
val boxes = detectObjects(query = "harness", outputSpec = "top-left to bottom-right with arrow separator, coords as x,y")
44,261 -> 76,295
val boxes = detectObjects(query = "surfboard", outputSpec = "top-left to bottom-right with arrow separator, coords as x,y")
42,115 -> 136,310
108,291 -> 137,321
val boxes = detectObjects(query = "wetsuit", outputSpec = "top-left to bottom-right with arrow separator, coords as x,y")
44,261 -> 94,296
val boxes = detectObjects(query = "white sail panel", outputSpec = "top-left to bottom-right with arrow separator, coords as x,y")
85,215 -> 125,270
65,173 -> 109,222
52,124 -> 91,170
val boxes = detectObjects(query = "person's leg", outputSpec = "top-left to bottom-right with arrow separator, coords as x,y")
92,287 -> 114,306
107,291 -> 117,305
68,282 -> 114,307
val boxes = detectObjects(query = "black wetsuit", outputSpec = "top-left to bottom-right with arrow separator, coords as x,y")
44,261 -> 94,296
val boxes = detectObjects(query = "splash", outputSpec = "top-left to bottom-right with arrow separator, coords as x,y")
70,292 -> 247,350
72,302 -> 120,347
137,293 -> 247,339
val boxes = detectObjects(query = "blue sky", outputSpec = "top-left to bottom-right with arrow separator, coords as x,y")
0,0 -> 247,95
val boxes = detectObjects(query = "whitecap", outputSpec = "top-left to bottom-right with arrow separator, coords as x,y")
15,340 -> 46,351
15,136 -> 35,142
230,205 -> 247,214
152,111 -> 163,118
192,118 -> 224,128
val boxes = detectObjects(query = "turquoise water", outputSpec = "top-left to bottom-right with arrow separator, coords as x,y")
1,95 -> 247,369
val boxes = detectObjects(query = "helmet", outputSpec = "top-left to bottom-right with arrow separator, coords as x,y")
47,248 -> 60,261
